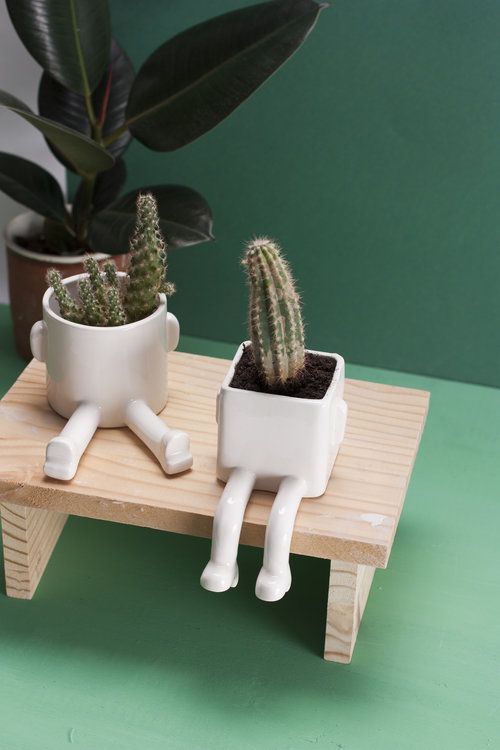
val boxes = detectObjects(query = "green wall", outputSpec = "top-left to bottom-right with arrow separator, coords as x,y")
108,0 -> 500,387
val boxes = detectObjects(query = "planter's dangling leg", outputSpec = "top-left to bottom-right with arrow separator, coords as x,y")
255,475 -> 306,602
44,402 -> 100,480
124,399 -> 192,475
201,467 -> 255,593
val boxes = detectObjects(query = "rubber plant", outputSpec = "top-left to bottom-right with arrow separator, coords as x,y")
0,0 -> 328,256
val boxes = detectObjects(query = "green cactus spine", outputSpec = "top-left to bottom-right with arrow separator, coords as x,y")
243,237 -> 305,386
123,192 -> 174,323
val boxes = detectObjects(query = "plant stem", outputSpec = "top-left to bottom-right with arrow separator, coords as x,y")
98,70 -> 113,129
75,174 -> 96,246
84,92 -> 98,129
63,205 -> 76,236
103,123 -> 128,146
69,0 -> 97,128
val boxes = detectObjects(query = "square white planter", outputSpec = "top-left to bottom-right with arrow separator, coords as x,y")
216,342 -> 347,497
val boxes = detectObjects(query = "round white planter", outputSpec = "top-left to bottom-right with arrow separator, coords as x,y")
30,272 -> 192,480
201,342 -> 348,602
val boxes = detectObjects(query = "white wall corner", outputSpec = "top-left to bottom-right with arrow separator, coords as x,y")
0,5 -> 67,304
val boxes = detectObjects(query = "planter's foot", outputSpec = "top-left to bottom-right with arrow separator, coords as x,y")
201,562 -> 239,592
201,467 -> 255,593
125,399 -> 193,476
159,430 -> 193,475
44,437 -> 80,481
255,566 -> 292,602
44,402 -> 100,480
256,475 -> 306,602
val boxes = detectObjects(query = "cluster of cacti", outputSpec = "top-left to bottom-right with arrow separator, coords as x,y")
48,193 -> 174,327
243,238 -> 305,386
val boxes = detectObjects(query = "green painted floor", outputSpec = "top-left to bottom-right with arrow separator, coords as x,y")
0,304 -> 498,750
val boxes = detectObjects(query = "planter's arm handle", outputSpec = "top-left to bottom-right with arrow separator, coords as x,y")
167,312 -> 180,352
30,321 -> 47,362
333,398 -> 348,445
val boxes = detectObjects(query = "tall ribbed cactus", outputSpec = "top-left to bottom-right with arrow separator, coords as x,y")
47,193 -> 174,327
243,238 -> 305,386
123,192 -> 175,323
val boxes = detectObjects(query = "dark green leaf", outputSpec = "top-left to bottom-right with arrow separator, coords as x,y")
89,184 -> 214,253
38,39 -> 134,170
125,0 -> 327,151
92,158 -> 127,212
6,0 -> 110,94
43,217 -> 76,254
73,159 -> 127,224
0,91 -> 114,174
0,152 -> 67,221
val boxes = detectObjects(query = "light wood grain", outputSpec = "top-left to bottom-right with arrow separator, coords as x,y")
0,500 -> 67,599
324,560 -> 376,662
0,352 -> 429,566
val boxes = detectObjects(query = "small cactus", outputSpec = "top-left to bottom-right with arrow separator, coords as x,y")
123,193 -> 175,323
47,193 -> 174,327
243,237 -> 305,386
84,256 -> 108,315
107,285 -> 127,326
46,269 -> 82,323
103,260 -> 119,288
79,277 -> 105,326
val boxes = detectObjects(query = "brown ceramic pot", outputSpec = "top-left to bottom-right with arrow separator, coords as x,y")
5,210 -> 128,360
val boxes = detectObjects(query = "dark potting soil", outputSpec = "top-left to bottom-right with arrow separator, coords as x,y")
229,345 -> 336,400
15,234 -> 86,257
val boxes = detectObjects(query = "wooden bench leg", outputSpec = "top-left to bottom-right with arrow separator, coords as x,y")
1,502 -> 68,599
324,559 -> 376,663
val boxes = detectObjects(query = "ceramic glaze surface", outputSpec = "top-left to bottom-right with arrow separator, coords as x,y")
30,273 -> 191,480
202,342 -> 347,602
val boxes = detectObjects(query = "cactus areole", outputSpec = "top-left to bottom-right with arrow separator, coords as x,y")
233,238 -> 336,399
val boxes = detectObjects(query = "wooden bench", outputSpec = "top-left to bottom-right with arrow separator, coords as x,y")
0,351 -> 429,663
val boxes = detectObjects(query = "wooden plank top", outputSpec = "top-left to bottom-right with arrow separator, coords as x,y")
0,352 -> 429,567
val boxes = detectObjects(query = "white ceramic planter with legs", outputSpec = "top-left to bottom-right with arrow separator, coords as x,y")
30,272 -> 192,480
201,342 -> 347,602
